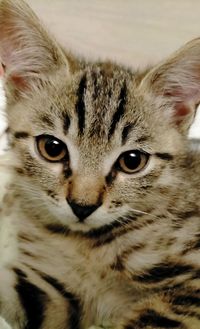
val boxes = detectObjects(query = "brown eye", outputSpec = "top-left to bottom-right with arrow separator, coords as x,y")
116,150 -> 149,174
36,135 -> 68,162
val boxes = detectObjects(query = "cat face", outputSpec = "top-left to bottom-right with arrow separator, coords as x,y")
0,0 -> 199,232
7,65 -> 184,232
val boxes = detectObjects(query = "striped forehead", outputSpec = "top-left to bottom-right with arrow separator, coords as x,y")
35,66 -> 138,148
71,67 -> 132,142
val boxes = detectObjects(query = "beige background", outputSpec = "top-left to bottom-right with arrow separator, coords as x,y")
27,0 -> 200,69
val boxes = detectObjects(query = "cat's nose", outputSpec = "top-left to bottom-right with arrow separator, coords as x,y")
67,199 -> 101,222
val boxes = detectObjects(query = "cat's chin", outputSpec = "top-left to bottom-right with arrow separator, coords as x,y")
67,222 -> 96,233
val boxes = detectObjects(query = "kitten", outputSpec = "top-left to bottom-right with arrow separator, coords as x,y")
0,0 -> 200,328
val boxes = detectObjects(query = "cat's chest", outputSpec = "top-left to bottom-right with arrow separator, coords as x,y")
0,203 -> 129,327
16,216 -> 119,293
17,229 -> 137,326
0,189 -> 20,268
0,192 -> 120,293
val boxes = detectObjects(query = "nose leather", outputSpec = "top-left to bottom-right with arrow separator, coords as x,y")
67,199 -> 101,222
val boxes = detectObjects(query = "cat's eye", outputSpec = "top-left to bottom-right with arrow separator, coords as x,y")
36,135 -> 68,162
116,150 -> 149,174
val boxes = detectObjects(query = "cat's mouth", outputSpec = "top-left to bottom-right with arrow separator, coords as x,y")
48,199 -> 129,232
67,220 -> 98,233
60,211 -> 113,233
67,212 -> 107,232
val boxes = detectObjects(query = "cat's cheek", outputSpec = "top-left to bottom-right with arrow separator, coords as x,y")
48,203 -> 77,226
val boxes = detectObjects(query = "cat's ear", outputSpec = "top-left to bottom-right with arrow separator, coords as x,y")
139,38 -> 200,133
0,0 -> 68,98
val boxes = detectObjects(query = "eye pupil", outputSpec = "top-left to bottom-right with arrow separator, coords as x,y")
117,150 -> 149,174
45,139 -> 63,157
124,152 -> 141,170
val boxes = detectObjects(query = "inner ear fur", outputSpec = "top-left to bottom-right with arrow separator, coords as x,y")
0,0 -> 68,94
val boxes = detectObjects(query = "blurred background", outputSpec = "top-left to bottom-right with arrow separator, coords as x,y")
27,0 -> 200,69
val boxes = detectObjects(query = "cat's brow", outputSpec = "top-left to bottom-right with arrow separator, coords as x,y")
155,153 -> 174,161
121,123 -> 135,144
14,131 -> 29,139
76,74 -> 87,135
63,114 -> 70,135
40,114 -> 55,129
135,136 -> 149,143
108,82 -> 127,138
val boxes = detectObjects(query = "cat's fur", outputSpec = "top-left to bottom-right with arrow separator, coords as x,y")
1,0 -> 200,328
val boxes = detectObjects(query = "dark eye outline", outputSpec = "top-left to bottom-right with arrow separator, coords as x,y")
36,135 -> 69,163
115,150 -> 150,174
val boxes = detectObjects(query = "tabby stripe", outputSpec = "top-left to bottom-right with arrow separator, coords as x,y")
179,210 -> 198,220
63,114 -> 71,134
14,269 -> 48,329
45,217 -> 136,247
105,168 -> 117,185
134,263 -> 193,283
182,236 -> 200,255
63,166 -> 72,179
45,223 -> 70,235
127,309 -> 182,328
24,153 -> 39,177
85,216 -> 133,238
88,216 -> 148,247
40,114 -> 55,128
76,74 -> 87,134
18,233 -> 38,243
172,307 -> 200,321
135,136 -> 149,143
14,132 -> 29,139
122,126 -> 149,145
15,167 -> 25,175
173,294 -> 200,307
46,217 -> 132,240
14,268 -> 27,279
191,239 -> 200,250
40,274 -> 81,329
108,82 -> 127,138
155,153 -> 174,161
111,243 -> 146,271
192,269 -> 200,279
122,123 -> 134,144
91,70 -> 99,100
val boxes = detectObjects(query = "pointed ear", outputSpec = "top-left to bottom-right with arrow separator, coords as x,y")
0,0 -> 68,97
139,38 -> 200,133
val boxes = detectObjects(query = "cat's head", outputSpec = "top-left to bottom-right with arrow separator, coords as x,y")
0,0 -> 199,232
